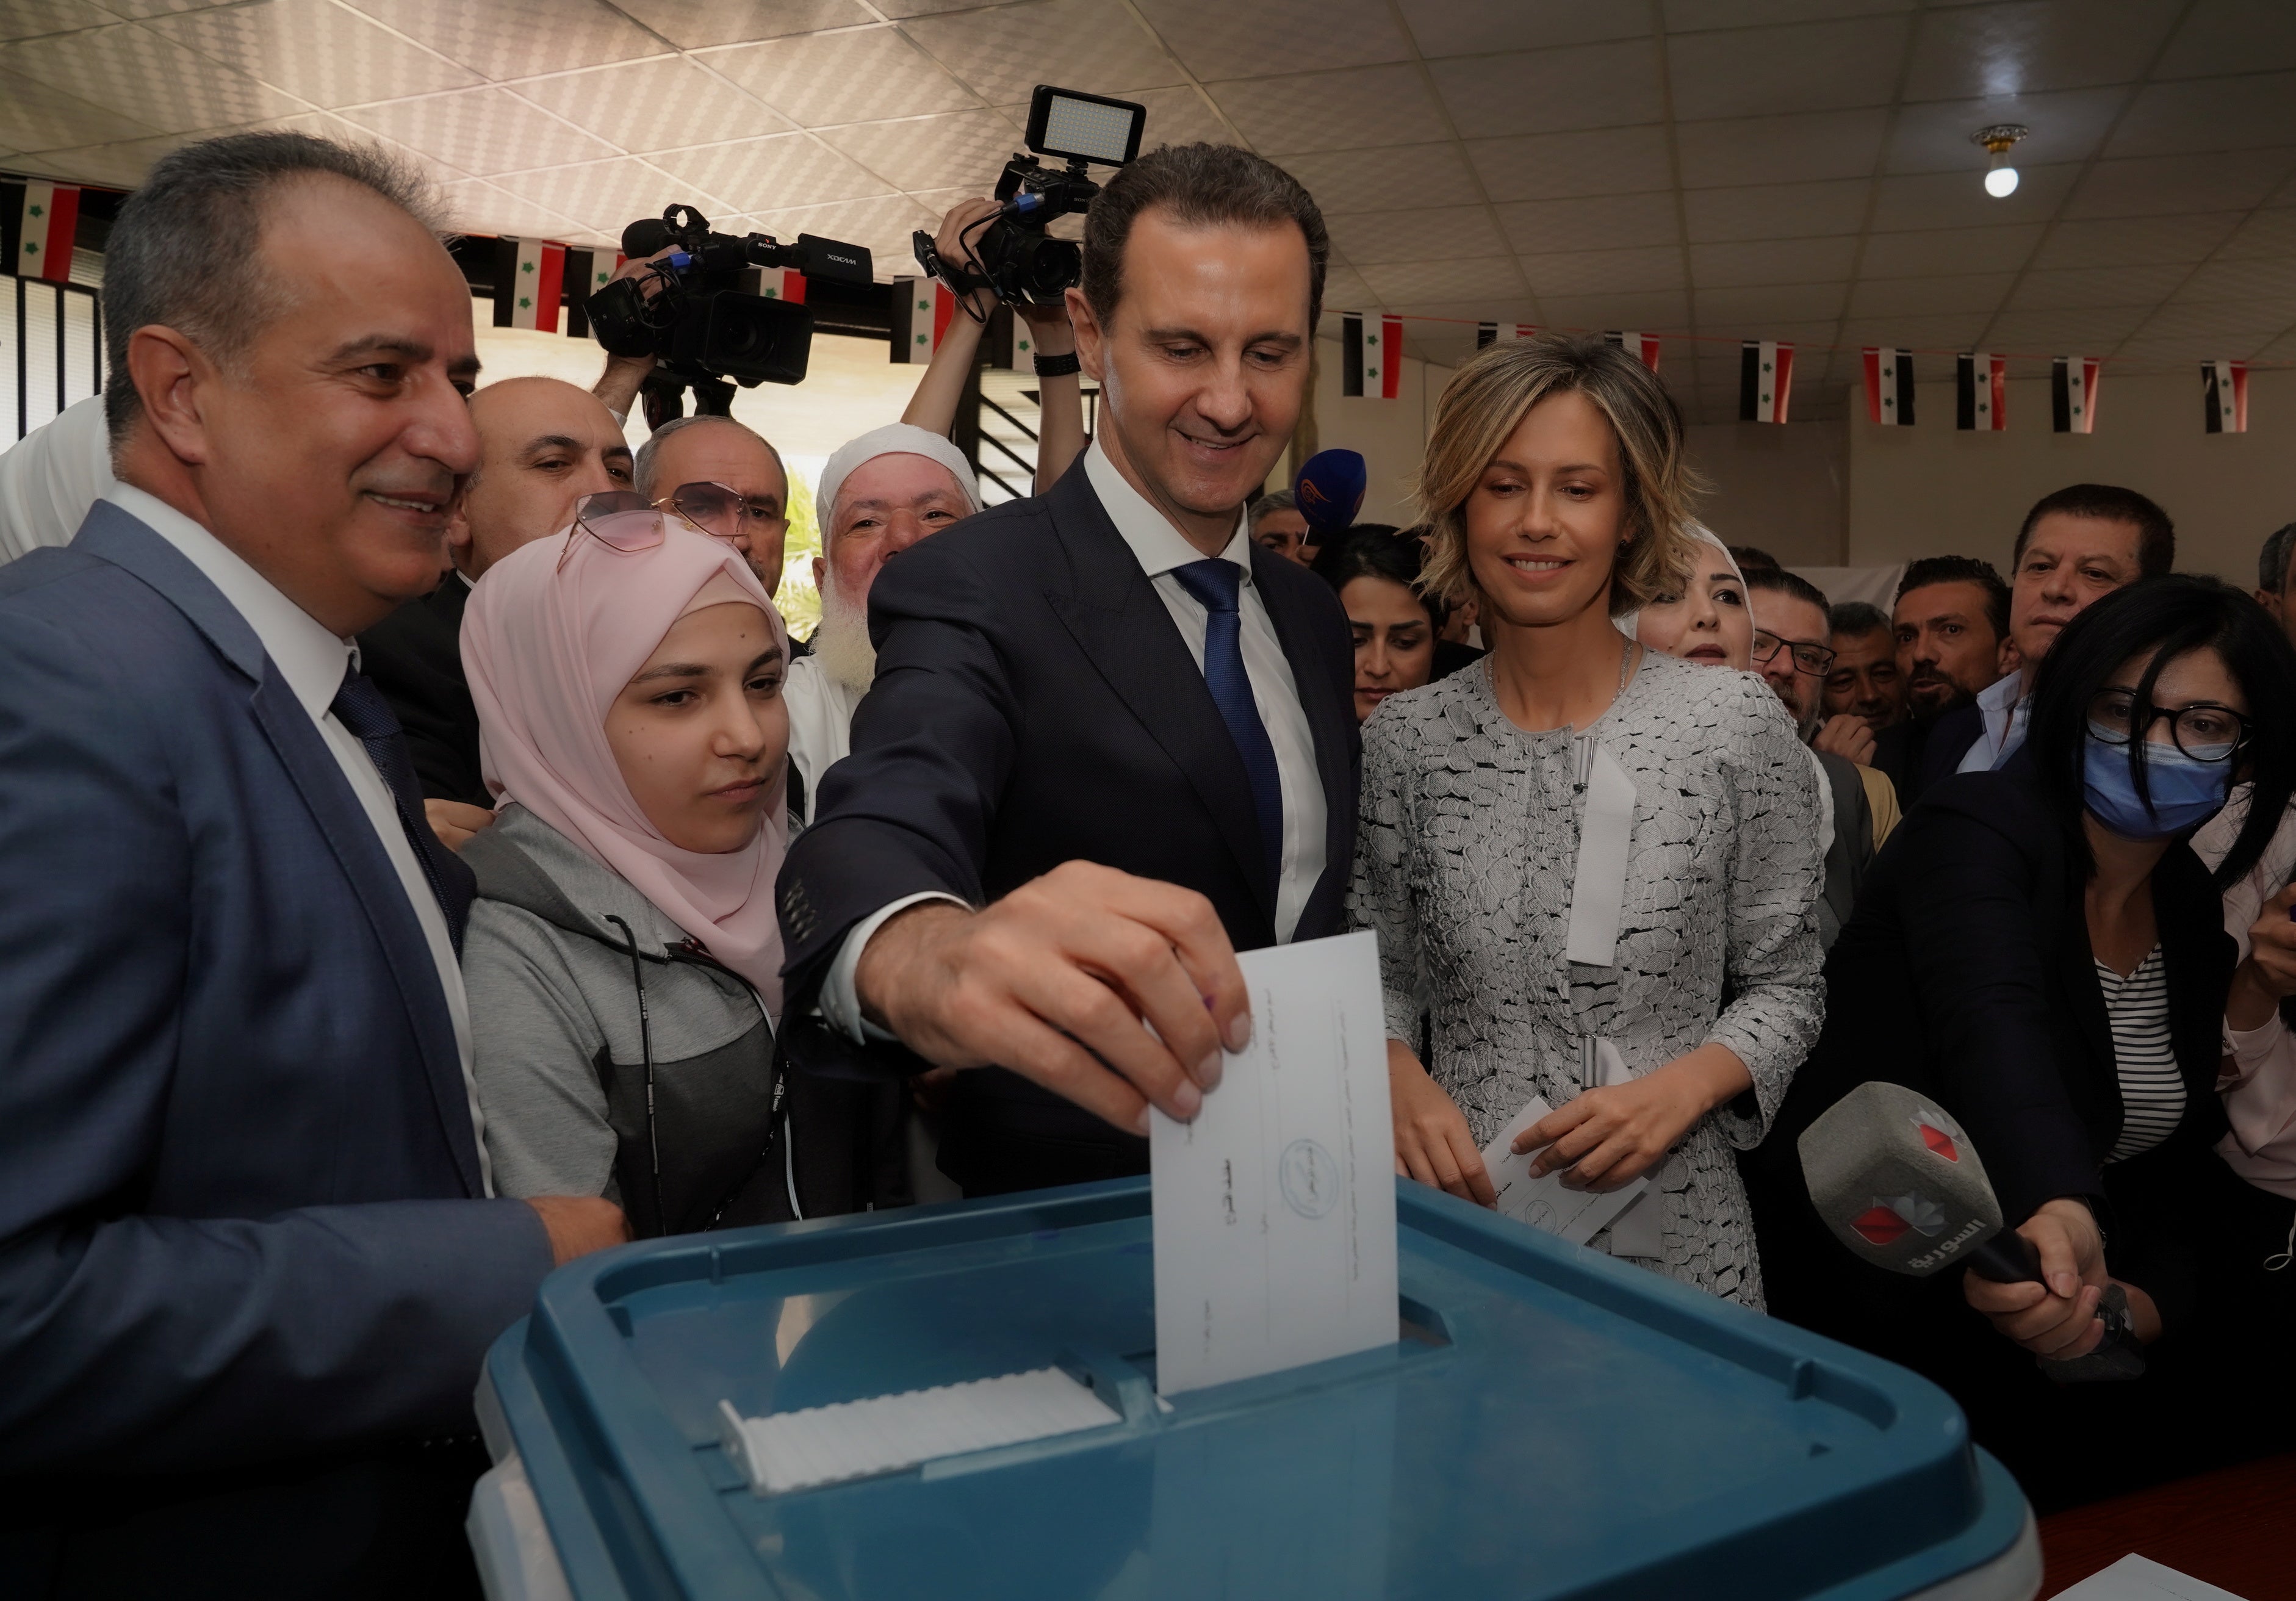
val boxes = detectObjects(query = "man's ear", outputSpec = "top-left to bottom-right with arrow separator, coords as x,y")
1064,285 -> 1106,383
811,553 -> 826,592
444,479 -> 476,572
1998,636 -> 2021,677
128,324 -> 215,467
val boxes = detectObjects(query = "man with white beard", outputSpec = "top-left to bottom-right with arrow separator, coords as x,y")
786,423 -> 982,824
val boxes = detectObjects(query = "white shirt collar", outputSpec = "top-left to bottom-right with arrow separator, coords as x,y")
105,483 -> 353,725
1084,437 -> 1254,580
1978,672 -> 2022,713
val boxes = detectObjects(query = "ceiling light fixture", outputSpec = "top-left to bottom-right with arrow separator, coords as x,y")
1974,124 -> 2029,198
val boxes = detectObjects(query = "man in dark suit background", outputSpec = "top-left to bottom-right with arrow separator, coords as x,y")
0,133 -> 625,1595
777,143 -> 1358,1196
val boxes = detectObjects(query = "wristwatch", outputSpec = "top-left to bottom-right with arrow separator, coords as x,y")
2039,1282 -> 2147,1384
1032,350 -> 1082,378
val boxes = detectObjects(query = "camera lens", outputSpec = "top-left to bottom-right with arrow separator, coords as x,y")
1023,237 -> 1082,302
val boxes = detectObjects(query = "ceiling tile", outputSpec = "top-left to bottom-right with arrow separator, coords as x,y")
2216,207 -> 2296,261
817,109 -> 1027,193
1208,64 -> 1447,156
1132,0 -> 1411,79
497,155 -> 711,232
1664,0 -> 1916,34
903,0 -> 1181,107
1901,0 -> 2183,101
344,0 -> 661,82
21,129 -> 201,189
1,21 -> 303,135
612,0 -> 871,50
1857,221 -> 2042,275
2131,298 -> 2296,341
1666,15 -> 1910,123
1429,39 -> 1663,139
2064,149 -> 2296,218
1398,0 -> 1649,58
1845,272 -> 2013,315
1466,126 -> 1674,202
1868,162 -> 2079,231
83,0 -> 235,14
340,87 -> 616,178
1319,265 -> 1373,311
1696,283 -> 1848,320
1327,204 -> 1505,265
1358,255 -> 1525,303
0,1 -> 115,41
2032,212 -> 2243,268
1836,312 -> 1990,348
149,0 -> 480,106
436,175 -> 588,242
2109,335 -> 2274,367
516,57 -> 791,153
2153,0 -> 2296,79
704,27 -> 975,129
1536,291 -> 1691,329
1981,305 -> 2153,348
2106,74 -> 2296,159
646,131 -> 889,213
0,63 -> 154,152
1676,108 -> 1888,188
1281,143 -> 1483,215
1520,245 -> 1685,296
2247,326 -> 2296,361
1690,234 -> 1859,286
1884,87 -> 2126,175
1111,86 -> 1235,149
1495,192 -> 1681,254
2172,256 -> 2296,304
1682,178 -> 1870,241
2007,262 -> 2192,309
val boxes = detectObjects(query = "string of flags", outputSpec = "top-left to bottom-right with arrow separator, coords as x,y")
1342,311 -> 1403,398
490,237 -> 624,339
2,179 -> 82,284
1741,340 -> 1793,424
2204,360 -> 2248,434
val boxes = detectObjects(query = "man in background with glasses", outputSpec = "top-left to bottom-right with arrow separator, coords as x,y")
632,414 -> 792,602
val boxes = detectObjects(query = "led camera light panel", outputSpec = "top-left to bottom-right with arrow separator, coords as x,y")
1027,86 -> 1145,166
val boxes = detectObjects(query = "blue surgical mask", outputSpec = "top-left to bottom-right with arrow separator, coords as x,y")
2082,725 -> 2234,840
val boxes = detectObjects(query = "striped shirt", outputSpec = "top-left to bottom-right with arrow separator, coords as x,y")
2095,946 -> 2185,1162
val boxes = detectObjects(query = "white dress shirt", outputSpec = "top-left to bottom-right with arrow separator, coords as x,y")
818,438 -> 1329,1042
1958,671 -> 2030,774
782,653 -> 866,827
109,483 -> 491,1192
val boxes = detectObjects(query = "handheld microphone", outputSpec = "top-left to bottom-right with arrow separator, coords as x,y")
1292,449 -> 1367,533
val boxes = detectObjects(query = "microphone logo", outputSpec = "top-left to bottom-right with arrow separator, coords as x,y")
1852,1193 -> 1947,1245
1912,1108 -> 1961,1162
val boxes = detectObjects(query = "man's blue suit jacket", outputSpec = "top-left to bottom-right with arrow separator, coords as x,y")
0,502 -> 553,1475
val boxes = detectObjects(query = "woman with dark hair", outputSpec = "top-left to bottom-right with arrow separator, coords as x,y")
1313,525 -> 1447,722
1757,574 -> 2296,1509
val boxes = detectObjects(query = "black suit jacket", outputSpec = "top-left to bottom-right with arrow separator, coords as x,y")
1870,701 -> 1982,811
356,575 -> 486,808
776,462 -> 1361,1195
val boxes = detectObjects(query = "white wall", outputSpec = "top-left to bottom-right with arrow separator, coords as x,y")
1308,336 -> 1448,528
1685,418 -> 1848,567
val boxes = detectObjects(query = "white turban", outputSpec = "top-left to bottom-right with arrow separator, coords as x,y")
813,423 -> 981,540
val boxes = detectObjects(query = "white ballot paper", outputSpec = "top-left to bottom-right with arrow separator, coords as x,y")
1481,1091 -> 1650,1248
1151,930 -> 1398,1398
2054,1555 -> 2250,1601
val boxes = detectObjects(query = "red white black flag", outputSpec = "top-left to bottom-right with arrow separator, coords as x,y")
1605,330 -> 1661,372
2,180 -> 81,283
1475,321 -> 1535,348
1739,340 -> 1792,423
494,237 -> 566,332
1956,353 -> 2006,431
1863,347 -> 1915,426
2051,357 -> 2100,434
2203,360 -> 2248,434
757,267 -> 805,303
891,276 -> 955,364
1342,312 -> 1401,398
563,248 -> 624,339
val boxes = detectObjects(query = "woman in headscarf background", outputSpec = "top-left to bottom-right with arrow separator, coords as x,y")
460,506 -> 904,1237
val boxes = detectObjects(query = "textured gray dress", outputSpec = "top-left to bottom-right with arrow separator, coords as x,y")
1349,647 -> 1826,1308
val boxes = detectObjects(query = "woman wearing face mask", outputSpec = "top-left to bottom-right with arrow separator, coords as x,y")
1351,334 -> 1826,1308
1756,575 -> 2296,1511
459,504 -> 905,1237
1313,525 -> 1442,722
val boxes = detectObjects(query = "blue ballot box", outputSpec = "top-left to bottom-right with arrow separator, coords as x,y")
469,1176 -> 2039,1601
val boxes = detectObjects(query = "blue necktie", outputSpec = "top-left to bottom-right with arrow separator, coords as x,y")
1171,559 -> 1283,891
331,666 -> 477,952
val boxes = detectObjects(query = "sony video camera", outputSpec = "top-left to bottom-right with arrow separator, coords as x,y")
586,204 -> 873,417
913,85 -> 1146,311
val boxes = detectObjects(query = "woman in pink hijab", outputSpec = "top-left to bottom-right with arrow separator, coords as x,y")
457,508 -> 900,1236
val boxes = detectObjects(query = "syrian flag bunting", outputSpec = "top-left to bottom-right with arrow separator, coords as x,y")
494,237 -> 566,332
1956,353 -> 2006,431
2051,356 -> 2100,434
1605,329 -> 1661,372
2203,360 -> 2248,434
1475,321 -> 1536,348
1862,347 -> 1915,426
1739,340 -> 1792,423
563,248 -> 624,339
1342,312 -> 1402,398
891,276 -> 955,364
3,181 -> 81,283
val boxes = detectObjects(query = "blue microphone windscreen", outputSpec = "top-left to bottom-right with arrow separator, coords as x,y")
1292,450 -> 1367,531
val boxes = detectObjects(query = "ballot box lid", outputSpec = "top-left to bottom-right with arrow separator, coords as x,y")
481,1176 -> 2031,1601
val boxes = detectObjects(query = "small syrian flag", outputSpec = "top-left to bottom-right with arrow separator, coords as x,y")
983,306 -> 1037,371
1956,353 -> 2006,431
1862,348 -> 1915,426
757,267 -> 805,303
2,180 -> 81,283
1739,340 -> 1792,423
1605,329 -> 1661,372
891,276 -> 954,364
1475,321 -> 1536,348
2051,356 -> 2100,434
1341,312 -> 1402,398
2203,360 -> 2248,434
562,248 -> 623,339
494,237 -> 566,333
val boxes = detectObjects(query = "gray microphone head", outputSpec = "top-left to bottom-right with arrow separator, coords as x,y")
1798,1082 -> 2006,1277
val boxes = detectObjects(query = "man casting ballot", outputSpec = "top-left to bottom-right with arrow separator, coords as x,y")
777,143 -> 1358,1195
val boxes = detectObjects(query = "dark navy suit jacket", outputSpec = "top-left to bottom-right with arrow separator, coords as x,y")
776,462 -> 1360,1195
0,503 -> 553,1478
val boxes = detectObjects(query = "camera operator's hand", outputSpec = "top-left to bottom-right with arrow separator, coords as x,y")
591,247 -> 675,422
933,198 -> 1003,320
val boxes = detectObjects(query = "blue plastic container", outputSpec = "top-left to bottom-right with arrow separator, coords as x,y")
472,1176 -> 2037,1600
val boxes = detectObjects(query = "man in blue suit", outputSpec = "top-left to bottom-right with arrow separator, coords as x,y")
0,134 -> 626,1596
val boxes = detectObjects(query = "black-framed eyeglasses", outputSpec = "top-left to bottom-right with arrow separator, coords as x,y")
658,480 -> 787,539
1751,629 -> 1835,677
2088,690 -> 2249,762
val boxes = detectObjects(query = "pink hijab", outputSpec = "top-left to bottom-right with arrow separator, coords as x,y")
463,520 -> 790,1013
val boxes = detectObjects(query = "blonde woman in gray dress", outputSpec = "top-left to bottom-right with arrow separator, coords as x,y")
1350,333 -> 1824,1307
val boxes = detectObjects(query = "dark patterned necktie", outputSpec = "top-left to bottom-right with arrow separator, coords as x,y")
331,666 -> 476,952
1171,558 -> 1283,891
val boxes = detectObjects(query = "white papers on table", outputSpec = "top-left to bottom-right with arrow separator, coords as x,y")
1481,1085 -> 1650,1248
1151,930 -> 1398,1398
2054,1555 -> 2251,1601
